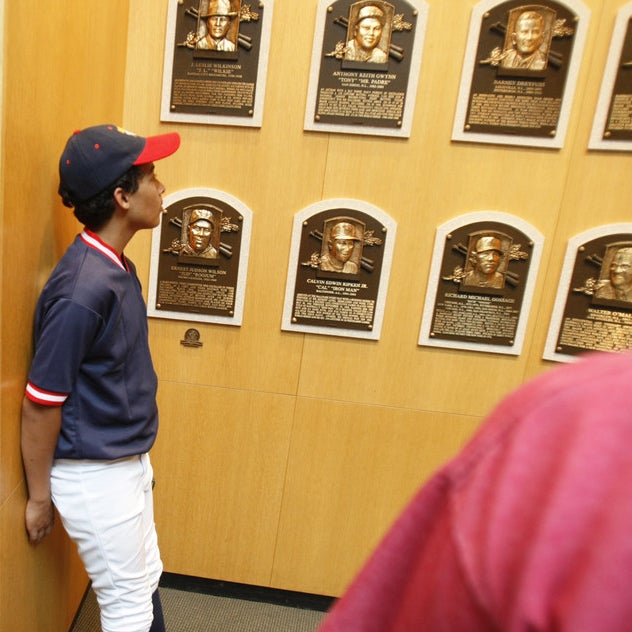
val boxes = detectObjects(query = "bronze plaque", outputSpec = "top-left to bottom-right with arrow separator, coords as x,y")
553,235 -> 632,357
453,0 -> 588,146
148,189 -> 252,326
161,0 -> 272,126
589,7 -> 632,150
602,18 -> 632,141
427,220 -> 537,349
282,200 -> 397,340
305,0 -> 428,137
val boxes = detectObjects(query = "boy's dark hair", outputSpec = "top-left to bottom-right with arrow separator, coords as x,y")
58,165 -> 143,231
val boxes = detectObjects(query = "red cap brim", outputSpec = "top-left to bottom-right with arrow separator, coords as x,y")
134,132 -> 181,165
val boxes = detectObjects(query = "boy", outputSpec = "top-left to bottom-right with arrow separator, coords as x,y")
21,124 -> 180,632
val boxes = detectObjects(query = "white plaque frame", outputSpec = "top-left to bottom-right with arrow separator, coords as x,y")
452,0 -> 590,148
148,187 -> 252,326
304,0 -> 429,138
543,223 -> 632,362
589,3 -> 632,151
282,198 -> 397,340
418,211 -> 544,355
160,0 -> 274,128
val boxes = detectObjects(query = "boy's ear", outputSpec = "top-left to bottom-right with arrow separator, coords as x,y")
113,187 -> 130,208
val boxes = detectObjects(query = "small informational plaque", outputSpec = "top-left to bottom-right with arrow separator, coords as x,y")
452,0 -> 589,148
160,0 -> 273,127
419,212 -> 543,355
304,0 -> 428,137
148,188 -> 252,326
589,3 -> 632,151
282,199 -> 397,340
543,225 -> 632,362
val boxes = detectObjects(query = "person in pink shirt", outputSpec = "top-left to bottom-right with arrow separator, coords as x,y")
319,351 -> 632,631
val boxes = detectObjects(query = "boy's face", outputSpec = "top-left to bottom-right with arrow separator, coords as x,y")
126,163 -> 166,230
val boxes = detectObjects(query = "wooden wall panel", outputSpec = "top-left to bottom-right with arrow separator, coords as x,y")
271,400 -> 480,596
297,332 -> 532,417
117,0 -> 632,599
147,319 -> 305,393
151,383 -> 296,586
0,487 -> 86,632
0,1 -> 130,630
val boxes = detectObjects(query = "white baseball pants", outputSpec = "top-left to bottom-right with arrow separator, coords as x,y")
51,453 -> 163,632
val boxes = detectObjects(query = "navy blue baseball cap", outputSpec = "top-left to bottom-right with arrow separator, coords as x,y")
59,124 -> 181,203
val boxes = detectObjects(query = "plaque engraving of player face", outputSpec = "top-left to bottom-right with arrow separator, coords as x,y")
148,188 -> 252,326
419,212 -> 543,356
304,0 -> 428,137
282,199 -> 397,340
452,0 -> 589,148
543,225 -> 632,362
589,3 -> 632,151
161,0 -> 273,127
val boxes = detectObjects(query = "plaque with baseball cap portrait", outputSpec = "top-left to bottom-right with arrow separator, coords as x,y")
304,0 -> 428,137
148,187 -> 252,326
160,0 -> 273,127
452,0 -> 590,148
419,211 -> 543,355
543,224 -> 632,362
282,198 -> 397,339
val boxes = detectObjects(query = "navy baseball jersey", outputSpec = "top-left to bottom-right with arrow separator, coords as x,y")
25,230 -> 158,459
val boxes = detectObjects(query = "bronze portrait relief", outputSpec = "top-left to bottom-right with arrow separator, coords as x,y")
479,4 -> 567,77
319,219 -> 365,274
441,229 -> 529,294
462,234 -> 510,290
499,6 -> 556,73
162,204 -> 224,264
195,0 -> 241,55
573,241 -> 632,306
594,245 -> 632,303
343,2 -> 393,66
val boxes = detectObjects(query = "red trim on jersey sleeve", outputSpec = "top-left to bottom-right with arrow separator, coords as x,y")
25,382 -> 68,406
